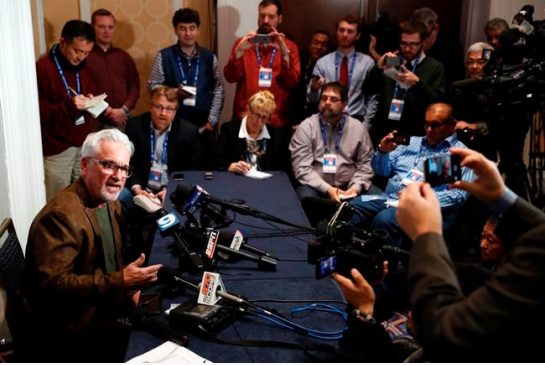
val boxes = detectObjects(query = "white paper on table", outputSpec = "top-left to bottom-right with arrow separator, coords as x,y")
127,341 -> 212,363
244,169 -> 273,179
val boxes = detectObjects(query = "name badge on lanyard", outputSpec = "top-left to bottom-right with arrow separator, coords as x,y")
148,161 -> 168,191
388,98 -> 405,121
323,153 -> 337,174
258,67 -> 273,88
75,115 -> 85,125
182,86 -> 197,107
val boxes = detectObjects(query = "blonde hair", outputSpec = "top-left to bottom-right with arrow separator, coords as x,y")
150,85 -> 179,106
247,90 -> 276,115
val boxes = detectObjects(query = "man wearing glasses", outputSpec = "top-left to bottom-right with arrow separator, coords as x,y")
290,82 -> 374,203
122,86 -> 201,261
18,129 -> 163,362
370,20 -> 446,144
349,102 -> 473,248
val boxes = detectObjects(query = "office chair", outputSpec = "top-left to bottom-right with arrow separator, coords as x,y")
0,218 -> 25,361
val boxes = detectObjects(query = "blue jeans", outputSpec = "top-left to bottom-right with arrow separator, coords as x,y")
348,198 -> 407,247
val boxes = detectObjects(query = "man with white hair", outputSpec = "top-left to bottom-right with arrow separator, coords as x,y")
17,129 -> 162,362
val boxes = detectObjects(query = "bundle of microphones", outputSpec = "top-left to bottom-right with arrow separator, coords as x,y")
133,184 -> 279,273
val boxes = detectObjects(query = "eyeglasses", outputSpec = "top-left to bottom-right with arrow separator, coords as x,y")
151,103 -> 177,114
250,110 -> 270,122
400,41 -> 422,49
90,158 -> 133,177
425,121 -> 449,130
320,95 -> 341,103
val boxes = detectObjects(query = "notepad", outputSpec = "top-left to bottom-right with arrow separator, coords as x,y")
84,93 -> 109,118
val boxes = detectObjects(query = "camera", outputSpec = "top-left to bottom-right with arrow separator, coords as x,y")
424,153 -> 462,186
308,203 -> 386,283
250,34 -> 272,44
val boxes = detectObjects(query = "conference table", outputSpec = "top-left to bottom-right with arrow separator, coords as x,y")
125,171 -> 347,362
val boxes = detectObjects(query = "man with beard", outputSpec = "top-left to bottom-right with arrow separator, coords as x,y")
370,20 -> 445,144
16,129 -> 162,362
290,82 -> 374,202
36,20 -> 101,201
308,15 -> 378,128
224,0 -> 300,129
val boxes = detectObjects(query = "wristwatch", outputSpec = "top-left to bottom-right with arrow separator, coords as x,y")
351,308 -> 376,324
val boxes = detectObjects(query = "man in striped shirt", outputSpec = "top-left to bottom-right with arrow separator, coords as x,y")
349,102 -> 474,247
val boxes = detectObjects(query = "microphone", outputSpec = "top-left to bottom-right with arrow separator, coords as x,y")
181,227 -> 278,271
219,229 -> 276,259
154,207 -> 205,273
158,267 -> 248,307
170,184 -> 254,216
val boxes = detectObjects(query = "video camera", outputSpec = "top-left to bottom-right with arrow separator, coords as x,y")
307,202 -> 388,284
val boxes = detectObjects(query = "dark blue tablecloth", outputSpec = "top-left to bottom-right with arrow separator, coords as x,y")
125,171 -> 346,362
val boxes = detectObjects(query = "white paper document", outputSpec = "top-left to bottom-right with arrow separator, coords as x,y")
84,93 -> 109,118
127,341 -> 212,363
244,169 -> 273,179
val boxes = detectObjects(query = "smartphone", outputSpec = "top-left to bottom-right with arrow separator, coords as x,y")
424,153 -> 462,186
392,131 -> 410,145
385,56 -> 402,67
250,34 -> 272,44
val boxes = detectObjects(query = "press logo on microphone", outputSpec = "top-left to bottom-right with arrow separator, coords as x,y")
230,230 -> 244,251
156,213 -> 180,232
206,230 -> 219,259
200,272 -> 216,305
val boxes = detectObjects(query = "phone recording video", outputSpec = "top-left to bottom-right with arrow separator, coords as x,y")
392,131 -> 410,145
250,34 -> 272,44
424,153 -> 462,186
385,56 -> 402,67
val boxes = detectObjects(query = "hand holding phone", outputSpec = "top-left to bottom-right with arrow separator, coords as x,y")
250,34 -> 272,44
385,56 -> 402,67
424,153 -> 462,186
392,131 -> 410,145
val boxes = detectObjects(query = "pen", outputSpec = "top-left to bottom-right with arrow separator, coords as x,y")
68,86 -> 78,96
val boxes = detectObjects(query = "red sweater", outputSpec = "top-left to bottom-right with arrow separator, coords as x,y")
223,38 -> 300,128
36,47 -> 99,156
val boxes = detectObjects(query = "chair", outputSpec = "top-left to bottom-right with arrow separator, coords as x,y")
0,218 -> 25,361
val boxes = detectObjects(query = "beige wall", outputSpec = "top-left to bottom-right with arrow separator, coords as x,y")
33,0 -> 215,115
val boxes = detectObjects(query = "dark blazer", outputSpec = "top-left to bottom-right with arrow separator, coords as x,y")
408,197 -> 545,362
125,112 -> 202,190
214,119 -> 289,172
17,178 -> 132,361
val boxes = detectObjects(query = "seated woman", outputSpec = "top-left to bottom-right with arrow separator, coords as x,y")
215,90 -> 288,173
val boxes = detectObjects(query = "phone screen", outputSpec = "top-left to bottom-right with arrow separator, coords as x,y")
315,255 -> 337,279
424,154 -> 462,186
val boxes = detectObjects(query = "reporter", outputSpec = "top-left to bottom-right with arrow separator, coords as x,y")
397,148 -> 545,361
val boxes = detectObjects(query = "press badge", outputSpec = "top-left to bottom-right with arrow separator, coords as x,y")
258,67 -> 272,88
75,115 -> 85,126
323,153 -> 337,174
148,162 -> 168,191
388,98 -> 404,121
401,169 -> 424,186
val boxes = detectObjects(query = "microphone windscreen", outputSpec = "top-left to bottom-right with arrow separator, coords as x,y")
170,184 -> 195,210
157,266 -> 180,286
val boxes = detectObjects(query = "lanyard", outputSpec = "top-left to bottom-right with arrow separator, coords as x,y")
176,55 -> 200,86
393,58 -> 419,99
255,46 -> 277,68
149,128 -> 169,166
334,51 -> 357,87
52,45 -> 80,97
319,116 -> 346,154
